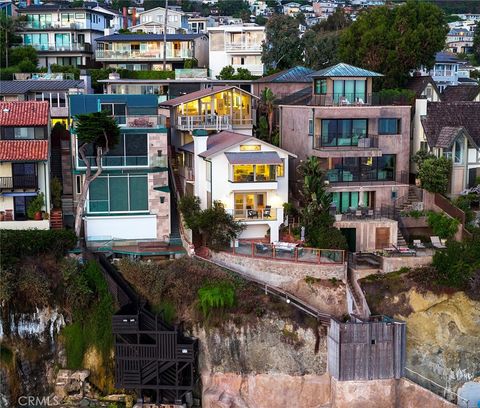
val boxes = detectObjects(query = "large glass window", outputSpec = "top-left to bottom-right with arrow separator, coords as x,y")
1,127 -> 46,140
320,119 -> 367,147
88,174 -> 148,213
55,33 -> 71,47
332,80 -> 366,104
79,133 -> 148,167
326,155 -> 396,183
314,79 -> 327,95
379,118 -> 400,135
23,33 -> 49,49
332,192 -> 370,213
454,138 -> 464,164
234,192 -> 266,218
232,164 -> 276,182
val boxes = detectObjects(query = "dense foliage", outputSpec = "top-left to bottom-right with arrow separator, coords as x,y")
298,157 -> 348,250
417,156 -> 452,194
75,111 -> 121,147
426,211 -> 460,239
0,229 -> 76,268
198,281 -> 235,318
338,0 -> 448,87
262,14 -> 303,70
179,196 -> 245,250
432,234 -> 480,295
217,65 -> 255,80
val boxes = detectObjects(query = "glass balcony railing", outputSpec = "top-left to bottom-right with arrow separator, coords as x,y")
228,207 -> 278,221
21,43 -> 90,52
177,115 -> 231,131
225,42 -> 262,52
114,115 -> 166,128
79,156 -> 149,168
95,49 -> 193,60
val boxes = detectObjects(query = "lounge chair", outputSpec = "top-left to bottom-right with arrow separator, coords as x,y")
430,236 -> 446,249
413,239 -> 426,249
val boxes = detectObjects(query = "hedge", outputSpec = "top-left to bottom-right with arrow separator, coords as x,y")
1,229 -> 77,267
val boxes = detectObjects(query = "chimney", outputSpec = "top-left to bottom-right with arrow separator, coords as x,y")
123,7 -> 128,30
192,130 -> 209,208
132,8 -> 137,26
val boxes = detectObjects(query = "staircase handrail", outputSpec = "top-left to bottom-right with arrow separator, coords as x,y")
404,367 -> 470,406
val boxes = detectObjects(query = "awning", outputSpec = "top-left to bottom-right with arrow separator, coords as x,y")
225,152 -> 283,165
153,185 -> 171,193
1,191 -> 38,197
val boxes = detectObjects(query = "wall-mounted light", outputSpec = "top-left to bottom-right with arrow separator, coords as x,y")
160,197 -> 165,204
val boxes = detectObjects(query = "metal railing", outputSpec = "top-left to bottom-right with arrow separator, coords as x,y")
177,115 -> 231,131
225,41 -> 262,52
79,155 -> 149,167
21,43 -> 91,52
315,134 -> 379,149
276,92 -> 412,107
227,208 -> 278,221
0,175 -> 37,189
229,241 -> 345,265
95,49 -> 193,60
326,170 -> 408,186
114,115 -> 166,128
404,367 -> 470,406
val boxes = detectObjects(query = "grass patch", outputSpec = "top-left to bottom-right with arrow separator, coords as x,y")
62,261 -> 114,370
198,281 -> 235,318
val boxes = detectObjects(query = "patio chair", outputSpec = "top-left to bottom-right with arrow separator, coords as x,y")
367,209 -> 374,217
355,210 -> 362,218
413,239 -> 426,249
430,236 -> 446,249
263,205 -> 271,218
247,209 -> 258,218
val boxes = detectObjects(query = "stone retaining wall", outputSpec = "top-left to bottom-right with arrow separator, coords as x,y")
210,251 -> 347,287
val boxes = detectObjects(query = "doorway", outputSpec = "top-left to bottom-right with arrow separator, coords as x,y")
341,228 -> 356,252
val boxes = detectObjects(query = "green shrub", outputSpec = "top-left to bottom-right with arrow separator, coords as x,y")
417,156 -> 452,193
26,192 -> 45,219
0,229 -> 77,268
198,281 -> 235,317
377,88 -> 416,105
51,177 -> 62,209
63,322 -> 86,369
453,194 -> 476,226
120,69 -> 174,80
49,64 -> 80,79
184,58 -> 198,68
427,211 -> 459,239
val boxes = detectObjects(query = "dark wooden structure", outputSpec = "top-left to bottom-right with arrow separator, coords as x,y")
112,307 -> 197,404
328,315 -> 406,381
96,255 -> 198,405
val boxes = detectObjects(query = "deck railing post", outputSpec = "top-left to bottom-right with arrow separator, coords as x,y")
251,241 -> 254,257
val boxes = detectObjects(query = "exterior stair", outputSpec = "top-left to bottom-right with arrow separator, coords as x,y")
397,229 -> 407,247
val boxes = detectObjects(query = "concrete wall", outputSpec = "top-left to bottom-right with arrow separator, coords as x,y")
381,255 -> 433,274
210,250 -> 346,287
0,220 -> 50,230
331,377 -> 455,408
84,214 -> 157,240
334,218 -> 398,252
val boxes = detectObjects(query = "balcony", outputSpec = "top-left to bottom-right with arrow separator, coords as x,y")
22,43 -> 91,52
277,92 -> 412,106
0,175 -> 38,190
225,42 -> 262,52
231,63 -> 264,76
24,22 -> 91,30
114,115 -> 166,128
177,115 -> 231,131
95,49 -> 193,61
326,170 -> 408,186
227,207 -> 278,221
314,135 -> 381,158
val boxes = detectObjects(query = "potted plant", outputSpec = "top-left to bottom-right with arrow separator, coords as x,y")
27,193 -> 45,220
50,177 -> 63,215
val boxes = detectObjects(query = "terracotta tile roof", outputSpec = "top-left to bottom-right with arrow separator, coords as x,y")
0,140 -> 49,161
0,101 -> 49,126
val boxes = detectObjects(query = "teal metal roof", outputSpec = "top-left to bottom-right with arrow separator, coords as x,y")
311,63 -> 383,78
255,66 -> 315,83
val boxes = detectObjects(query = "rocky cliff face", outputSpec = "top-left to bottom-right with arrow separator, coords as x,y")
0,307 -> 66,406
374,289 -> 480,393
194,316 -> 330,407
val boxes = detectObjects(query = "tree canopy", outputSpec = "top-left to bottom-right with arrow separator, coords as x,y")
262,14 -> 303,71
216,65 -> 255,80
473,21 -> 480,64
338,0 -> 448,87
75,111 -> 120,147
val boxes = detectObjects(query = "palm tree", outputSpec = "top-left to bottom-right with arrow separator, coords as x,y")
297,156 -> 332,212
260,87 -> 276,142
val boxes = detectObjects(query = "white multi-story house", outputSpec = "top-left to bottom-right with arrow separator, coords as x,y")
207,24 -> 265,77
188,16 -> 216,34
182,130 -> 295,242
17,3 -> 118,67
130,6 -> 189,34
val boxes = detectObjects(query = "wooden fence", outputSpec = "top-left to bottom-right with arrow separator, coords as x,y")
328,316 -> 406,381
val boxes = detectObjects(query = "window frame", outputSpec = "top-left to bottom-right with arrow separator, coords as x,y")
378,118 -> 401,135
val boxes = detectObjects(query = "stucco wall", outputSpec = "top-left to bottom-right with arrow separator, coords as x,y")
210,250 -> 346,287
279,104 -> 411,210
380,255 -> 433,274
